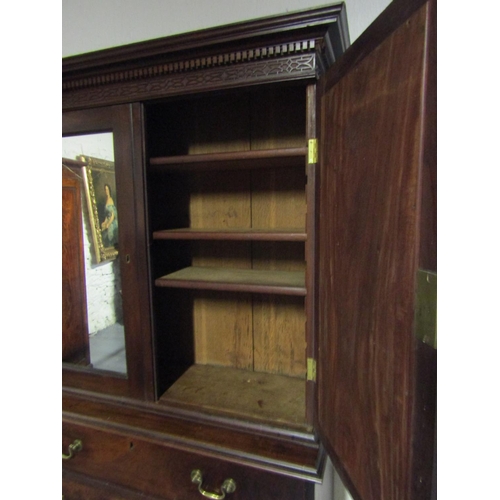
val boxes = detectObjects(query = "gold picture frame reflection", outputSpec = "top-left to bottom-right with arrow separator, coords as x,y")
79,155 -> 119,264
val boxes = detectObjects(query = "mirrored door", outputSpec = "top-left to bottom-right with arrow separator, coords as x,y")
63,133 -> 126,375
62,104 -> 154,400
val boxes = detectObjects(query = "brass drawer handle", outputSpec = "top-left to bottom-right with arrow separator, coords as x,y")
62,439 -> 83,460
191,469 -> 236,499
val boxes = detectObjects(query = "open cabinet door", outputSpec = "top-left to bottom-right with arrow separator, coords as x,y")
316,0 -> 436,499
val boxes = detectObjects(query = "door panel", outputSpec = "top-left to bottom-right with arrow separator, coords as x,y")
62,104 -> 155,400
317,1 -> 434,499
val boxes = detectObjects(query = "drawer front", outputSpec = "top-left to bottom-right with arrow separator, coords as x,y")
62,421 -> 313,500
63,469 -> 165,500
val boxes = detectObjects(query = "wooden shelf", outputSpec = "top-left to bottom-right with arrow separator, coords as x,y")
153,228 -> 306,241
155,266 -> 306,295
149,147 -> 307,171
159,364 -> 307,429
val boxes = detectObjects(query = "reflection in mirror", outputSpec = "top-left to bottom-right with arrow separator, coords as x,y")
62,132 -> 127,375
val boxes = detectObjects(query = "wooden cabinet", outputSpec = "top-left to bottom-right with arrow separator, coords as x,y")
62,0 -> 436,499
63,418 -> 313,500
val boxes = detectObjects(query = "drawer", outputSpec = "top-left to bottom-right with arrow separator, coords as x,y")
63,469 -> 165,500
62,421 -> 313,500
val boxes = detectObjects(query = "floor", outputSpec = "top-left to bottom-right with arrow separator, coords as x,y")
89,322 -> 127,374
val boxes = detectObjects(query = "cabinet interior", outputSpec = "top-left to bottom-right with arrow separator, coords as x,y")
145,83 -> 311,429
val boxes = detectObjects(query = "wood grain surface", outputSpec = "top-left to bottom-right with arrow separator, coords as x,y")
156,266 -> 306,294
160,364 -> 306,427
317,3 -> 430,499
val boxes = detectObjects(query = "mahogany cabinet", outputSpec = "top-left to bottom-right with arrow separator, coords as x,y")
62,0 -> 436,498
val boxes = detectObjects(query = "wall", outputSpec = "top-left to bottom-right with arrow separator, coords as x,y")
62,1 -> 392,498
62,0 -> 391,57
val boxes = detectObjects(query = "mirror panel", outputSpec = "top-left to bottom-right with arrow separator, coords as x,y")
62,133 -> 127,375
62,103 -> 154,400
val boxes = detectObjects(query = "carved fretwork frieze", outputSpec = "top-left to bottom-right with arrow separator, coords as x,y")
63,39 -> 317,91
63,50 -> 317,110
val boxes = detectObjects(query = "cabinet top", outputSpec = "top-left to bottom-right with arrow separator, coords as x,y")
63,4 -> 349,73
62,3 -> 349,110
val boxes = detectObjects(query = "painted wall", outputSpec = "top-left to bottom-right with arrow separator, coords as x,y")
62,0 -> 391,57
62,1 -> 392,498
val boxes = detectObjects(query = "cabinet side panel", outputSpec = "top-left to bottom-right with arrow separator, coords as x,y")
317,6 -> 428,500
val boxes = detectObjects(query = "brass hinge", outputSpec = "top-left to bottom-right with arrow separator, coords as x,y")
415,269 -> 437,349
307,358 -> 317,382
308,138 -> 318,164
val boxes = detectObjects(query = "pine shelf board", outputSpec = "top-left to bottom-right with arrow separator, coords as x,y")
155,266 -> 306,295
149,147 -> 307,171
153,227 -> 307,241
159,364 -> 307,429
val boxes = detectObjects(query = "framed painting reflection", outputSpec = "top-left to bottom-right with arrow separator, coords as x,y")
80,155 -> 119,263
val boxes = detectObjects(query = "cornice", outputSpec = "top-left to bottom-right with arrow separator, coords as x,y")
62,3 -> 349,110
63,4 -> 347,74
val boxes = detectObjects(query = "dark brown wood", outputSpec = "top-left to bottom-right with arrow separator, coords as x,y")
316,2 -> 434,499
63,54 -> 316,110
62,165 -> 90,366
63,365 -> 129,397
62,389 -> 320,480
305,83 -> 317,426
153,228 -> 306,241
411,341 -> 436,500
124,102 -> 156,401
63,104 -> 155,400
411,2 -> 437,498
63,420 -> 313,500
150,147 -> 307,171
63,469 -> 167,499
320,0 -> 430,94
155,266 -> 306,296
418,0 -> 437,273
